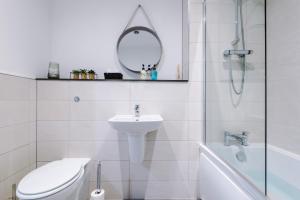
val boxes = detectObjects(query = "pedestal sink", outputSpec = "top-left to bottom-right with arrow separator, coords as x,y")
108,115 -> 163,163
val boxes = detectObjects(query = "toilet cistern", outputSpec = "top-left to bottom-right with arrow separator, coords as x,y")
108,106 -> 163,163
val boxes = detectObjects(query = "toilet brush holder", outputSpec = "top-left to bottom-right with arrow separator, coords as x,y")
90,162 -> 105,200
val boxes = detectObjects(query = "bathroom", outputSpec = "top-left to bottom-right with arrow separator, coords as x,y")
0,0 -> 298,199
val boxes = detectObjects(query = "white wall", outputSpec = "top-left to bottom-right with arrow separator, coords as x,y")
0,0 -> 50,78
0,74 -> 36,199
35,1 -> 204,199
267,0 -> 300,155
36,0 -> 184,80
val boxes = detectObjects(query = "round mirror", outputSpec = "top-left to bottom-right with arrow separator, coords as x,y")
117,26 -> 163,72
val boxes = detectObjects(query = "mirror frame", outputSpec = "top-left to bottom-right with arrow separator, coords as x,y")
116,26 -> 163,73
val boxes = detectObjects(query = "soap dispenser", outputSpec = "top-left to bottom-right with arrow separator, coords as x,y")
146,65 -> 151,80
151,65 -> 158,80
140,64 -> 147,80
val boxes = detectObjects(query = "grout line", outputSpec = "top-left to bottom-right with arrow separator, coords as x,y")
0,143 -> 32,157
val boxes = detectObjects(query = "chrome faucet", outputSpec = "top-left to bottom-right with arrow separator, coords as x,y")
224,131 -> 249,146
134,104 -> 140,117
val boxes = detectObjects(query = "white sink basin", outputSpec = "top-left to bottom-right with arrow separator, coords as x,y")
109,115 -> 163,136
108,114 -> 163,163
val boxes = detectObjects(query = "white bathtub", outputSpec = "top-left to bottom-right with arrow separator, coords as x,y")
267,145 -> 300,200
199,143 -> 300,200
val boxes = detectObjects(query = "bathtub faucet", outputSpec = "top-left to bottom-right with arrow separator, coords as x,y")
224,131 -> 249,146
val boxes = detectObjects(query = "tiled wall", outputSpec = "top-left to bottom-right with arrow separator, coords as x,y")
36,1 -> 204,199
205,0 -> 265,144
267,0 -> 300,155
0,74 -> 36,199
36,79 -> 203,199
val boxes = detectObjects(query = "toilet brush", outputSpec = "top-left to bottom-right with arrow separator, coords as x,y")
90,161 -> 105,200
96,161 -> 102,193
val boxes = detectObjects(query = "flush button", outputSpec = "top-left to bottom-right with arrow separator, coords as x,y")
74,96 -> 80,102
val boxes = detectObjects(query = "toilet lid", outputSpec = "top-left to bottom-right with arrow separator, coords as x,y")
17,159 -> 83,196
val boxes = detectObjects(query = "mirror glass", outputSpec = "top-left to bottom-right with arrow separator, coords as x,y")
117,27 -> 162,72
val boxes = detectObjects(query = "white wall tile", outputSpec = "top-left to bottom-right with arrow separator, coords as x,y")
89,161 -> 129,182
69,82 -> 131,101
37,101 -> 69,121
145,141 -> 189,161
131,101 -> 188,121
130,181 -> 191,200
130,161 -> 188,181
0,154 -> 9,181
8,146 -> 30,177
131,82 -> 188,102
189,2 -> 203,23
0,126 -> 13,155
0,75 -> 30,101
37,141 -> 68,161
69,121 -> 126,141
189,62 -> 204,82
189,121 -> 204,141
146,121 -> 188,141
189,82 -> 204,102
37,81 -> 69,101
70,101 -> 130,121
190,43 -> 204,62
190,22 -> 203,43
0,76 -> 36,196
68,141 -> 129,161
188,102 -> 204,121
89,181 -> 129,200
0,101 -> 30,127
37,121 -> 69,141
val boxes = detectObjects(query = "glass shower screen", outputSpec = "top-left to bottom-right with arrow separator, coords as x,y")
204,0 -> 266,194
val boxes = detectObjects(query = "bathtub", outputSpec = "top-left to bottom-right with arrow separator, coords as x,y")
199,143 -> 300,200
267,145 -> 300,200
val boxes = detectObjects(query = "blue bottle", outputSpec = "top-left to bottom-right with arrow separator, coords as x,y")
151,65 -> 158,80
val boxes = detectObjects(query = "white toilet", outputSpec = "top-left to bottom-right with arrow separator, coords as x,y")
17,158 -> 91,200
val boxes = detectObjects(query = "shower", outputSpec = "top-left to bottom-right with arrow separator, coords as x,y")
224,0 -> 252,95
232,0 -> 244,46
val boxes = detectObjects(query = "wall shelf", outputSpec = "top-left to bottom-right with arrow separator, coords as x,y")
36,78 -> 188,82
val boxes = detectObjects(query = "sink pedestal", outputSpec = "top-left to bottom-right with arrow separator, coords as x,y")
128,134 -> 145,163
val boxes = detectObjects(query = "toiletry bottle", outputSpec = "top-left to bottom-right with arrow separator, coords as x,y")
147,65 -> 151,80
176,64 -> 182,80
151,65 -> 158,80
140,65 -> 147,80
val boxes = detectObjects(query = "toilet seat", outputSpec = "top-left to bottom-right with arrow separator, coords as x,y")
17,158 -> 90,199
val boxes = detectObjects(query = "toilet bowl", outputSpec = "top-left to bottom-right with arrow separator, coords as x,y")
17,158 -> 91,200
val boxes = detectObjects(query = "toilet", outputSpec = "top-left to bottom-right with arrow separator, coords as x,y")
17,158 -> 91,200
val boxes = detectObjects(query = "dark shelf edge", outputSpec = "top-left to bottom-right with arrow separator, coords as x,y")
36,78 -> 189,82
